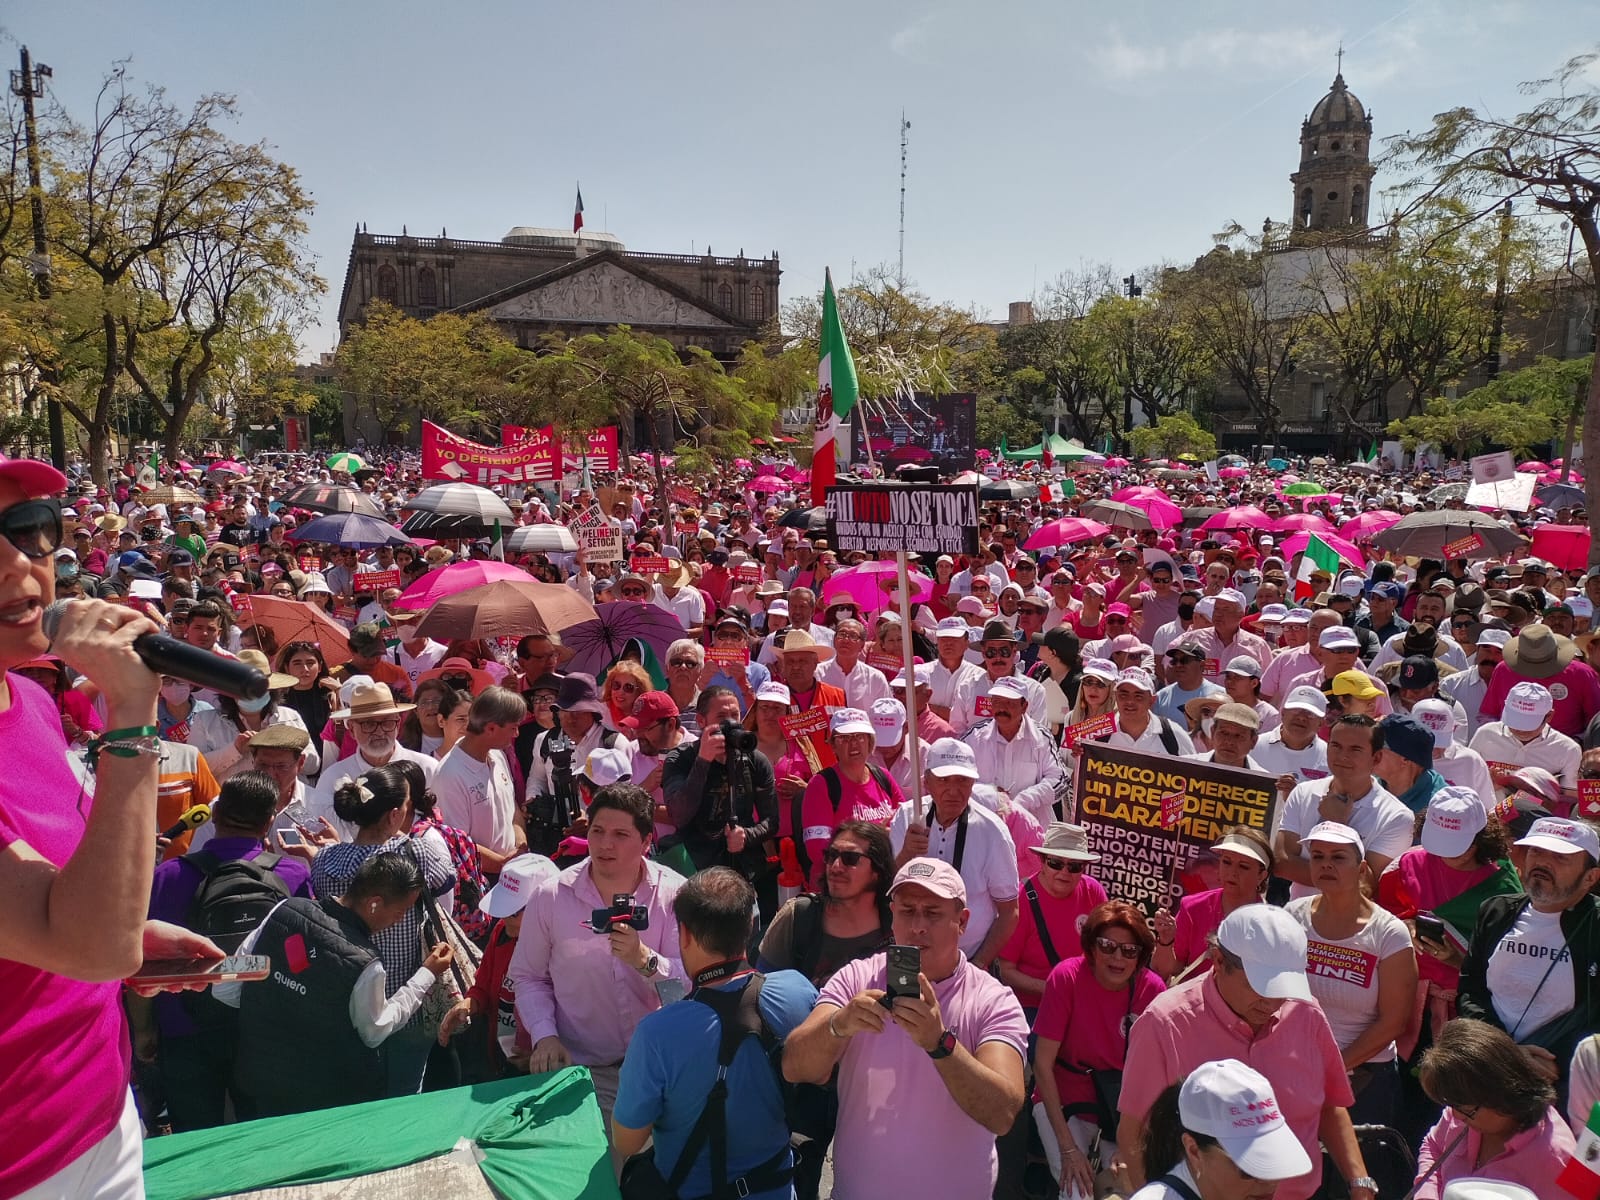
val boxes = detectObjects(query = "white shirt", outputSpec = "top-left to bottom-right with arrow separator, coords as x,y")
304,743 -> 441,840
1439,668 -> 1491,739
820,657 -> 893,710
963,717 -> 1066,826
1278,776 -> 1413,898
1468,722 -> 1582,792
652,585 -> 705,631
1286,896 -> 1413,1063
1251,729 -> 1330,786
755,623 -> 834,667
873,737 -> 931,799
1105,713 -> 1196,757
216,899 -> 434,1047
395,639 -> 449,688
525,724 -> 637,802
1130,1161 -> 1199,1200
1435,742 -> 1497,808
1148,616 -> 1195,661
433,744 -> 519,855
928,658 -> 984,711
188,704 -> 320,782
1486,904 -> 1576,1039
948,670 -> 1047,736
889,798 -> 1019,956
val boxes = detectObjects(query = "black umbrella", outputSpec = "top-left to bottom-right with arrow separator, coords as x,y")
1371,511 -> 1524,559
1181,506 -> 1223,525
1537,482 -> 1587,509
777,506 -> 828,532
399,510 -> 498,540
279,483 -> 387,518
979,479 -> 1037,501
405,482 -> 517,523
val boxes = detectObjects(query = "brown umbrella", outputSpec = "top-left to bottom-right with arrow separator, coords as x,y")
234,594 -> 353,667
413,579 -> 598,642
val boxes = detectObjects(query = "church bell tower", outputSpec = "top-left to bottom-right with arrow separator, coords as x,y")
1289,58 -> 1376,242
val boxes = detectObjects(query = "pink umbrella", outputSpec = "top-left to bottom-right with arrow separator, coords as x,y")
1200,506 -> 1274,532
1103,457 -> 1130,468
1111,485 -> 1170,504
1539,470 -> 1583,485
1278,530 -> 1366,570
1025,516 -> 1111,549
397,560 -> 531,610
733,458 -> 752,470
976,449 -> 992,461
1530,525 -> 1591,572
778,465 -> 808,481
1218,466 -> 1249,479
823,561 -> 934,613
1273,512 -> 1336,535
206,460 -> 248,475
748,475 -> 786,492
1517,461 -> 1549,473
1339,510 -> 1402,539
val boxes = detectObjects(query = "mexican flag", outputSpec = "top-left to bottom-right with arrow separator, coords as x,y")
811,268 -> 859,506
573,185 -> 584,234
1293,534 -> 1342,601
1365,440 -> 1378,463
1559,1103 -> 1600,1199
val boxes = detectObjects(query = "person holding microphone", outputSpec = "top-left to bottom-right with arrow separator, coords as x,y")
0,453 -> 220,1199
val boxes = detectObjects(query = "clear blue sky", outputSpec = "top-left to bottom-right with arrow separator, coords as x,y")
10,1 -> 1597,356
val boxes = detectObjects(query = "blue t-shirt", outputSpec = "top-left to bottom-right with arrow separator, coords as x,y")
614,969 -> 818,1199
1152,680 -> 1224,725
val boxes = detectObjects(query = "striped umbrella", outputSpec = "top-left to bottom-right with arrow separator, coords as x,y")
326,452 -> 366,474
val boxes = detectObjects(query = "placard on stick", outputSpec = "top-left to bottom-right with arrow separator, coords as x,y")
824,484 -> 980,556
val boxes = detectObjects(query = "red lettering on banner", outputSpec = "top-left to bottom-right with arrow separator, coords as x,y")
1305,940 -> 1377,988
1063,711 -> 1117,751
1580,779 -> 1600,820
630,556 -> 672,575
974,695 -> 992,718
424,420 -> 558,483
707,647 -> 749,668
354,570 -> 400,592
732,564 -> 763,583
781,709 -> 831,740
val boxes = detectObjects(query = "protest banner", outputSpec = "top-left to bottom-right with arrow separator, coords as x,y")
567,505 -> 622,562
866,649 -> 902,674
1470,451 -> 1516,484
297,554 -> 323,573
732,563 -> 763,584
781,708 -> 831,741
1579,779 -> 1600,820
1464,472 -> 1536,512
824,484 -> 980,556
707,646 -> 748,669
1074,742 -> 1277,913
354,569 -> 400,593
425,421 -> 557,483
1062,711 -> 1116,751
629,555 -> 672,575
1441,533 -> 1485,559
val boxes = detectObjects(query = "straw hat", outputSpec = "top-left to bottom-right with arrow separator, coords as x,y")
331,681 -> 415,720
775,629 -> 834,662
236,650 -> 297,691
1030,822 -> 1101,863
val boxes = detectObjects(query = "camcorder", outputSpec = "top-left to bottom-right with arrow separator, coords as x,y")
589,893 -> 650,934
526,732 -> 578,857
720,718 -> 758,755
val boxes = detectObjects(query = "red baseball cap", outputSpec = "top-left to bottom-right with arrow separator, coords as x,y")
0,454 -> 66,496
621,690 -> 681,732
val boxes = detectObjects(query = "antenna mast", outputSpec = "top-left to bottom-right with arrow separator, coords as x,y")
898,111 -> 910,284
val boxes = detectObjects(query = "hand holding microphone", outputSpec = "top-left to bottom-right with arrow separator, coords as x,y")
44,600 -> 269,701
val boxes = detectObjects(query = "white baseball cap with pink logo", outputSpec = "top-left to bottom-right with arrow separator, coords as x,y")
1502,681 -> 1554,732
480,853 -> 559,918
1177,1059 -> 1312,1181
1422,787 -> 1488,859
1515,817 -> 1600,859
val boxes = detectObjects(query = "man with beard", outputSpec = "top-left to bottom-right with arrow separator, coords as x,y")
1457,817 -> 1600,1096
304,682 -> 439,837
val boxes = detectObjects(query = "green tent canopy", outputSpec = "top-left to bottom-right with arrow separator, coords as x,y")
1001,434 -> 1096,461
143,1068 -> 619,1200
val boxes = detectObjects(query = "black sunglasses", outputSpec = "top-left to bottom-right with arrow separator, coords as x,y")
823,847 -> 866,867
0,499 -> 63,560
1094,936 -> 1141,960
1040,857 -> 1086,874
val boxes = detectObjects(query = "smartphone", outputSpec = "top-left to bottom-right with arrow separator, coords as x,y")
1414,913 -> 1447,945
882,945 -> 922,1007
277,827 -> 304,847
131,954 -> 271,987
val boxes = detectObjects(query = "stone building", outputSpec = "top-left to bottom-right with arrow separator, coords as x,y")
1289,71 -> 1376,240
335,225 -> 779,444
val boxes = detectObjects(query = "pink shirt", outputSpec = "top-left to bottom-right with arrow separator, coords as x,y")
1377,847 -> 1503,990
820,953 -> 1029,1200
797,768 -> 904,890
1191,626 -> 1273,684
1413,1105 -> 1575,1200
1034,956 -> 1164,1114
1120,972 -> 1354,1200
0,677 -> 131,1197
507,858 -> 687,1066
999,873 -> 1108,1010
1170,888 -> 1242,977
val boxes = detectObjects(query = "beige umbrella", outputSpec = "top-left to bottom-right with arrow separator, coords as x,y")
413,579 -> 598,642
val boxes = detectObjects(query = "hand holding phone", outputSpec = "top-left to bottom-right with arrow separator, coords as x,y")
130,954 -> 270,988
880,944 -> 922,1008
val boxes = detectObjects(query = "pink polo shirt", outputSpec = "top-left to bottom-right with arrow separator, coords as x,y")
1480,658 -> 1600,739
1119,972 -> 1354,1200
820,952 -> 1029,1200
1413,1104 -> 1575,1200
998,872 -> 1108,1011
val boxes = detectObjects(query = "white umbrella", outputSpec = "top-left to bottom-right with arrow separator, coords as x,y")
403,482 -> 516,523
506,524 -> 579,554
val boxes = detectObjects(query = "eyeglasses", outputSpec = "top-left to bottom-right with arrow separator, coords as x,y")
352,717 -> 401,732
1094,936 -> 1142,960
0,499 -> 62,560
983,644 -> 1015,658
1040,857 -> 1086,874
823,847 -> 867,867
1447,1101 -> 1481,1120
668,658 -> 700,668
621,587 -> 648,598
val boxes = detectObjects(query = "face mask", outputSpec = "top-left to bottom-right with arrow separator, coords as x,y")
238,693 -> 272,713
1178,603 -> 1196,621
160,682 -> 192,705
57,564 -> 79,580
1200,717 -> 1216,737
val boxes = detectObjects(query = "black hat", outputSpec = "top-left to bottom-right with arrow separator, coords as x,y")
1167,642 -> 1207,662
1397,655 -> 1439,690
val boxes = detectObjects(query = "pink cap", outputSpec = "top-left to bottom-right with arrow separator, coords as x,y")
890,857 -> 967,904
1106,602 -> 1132,618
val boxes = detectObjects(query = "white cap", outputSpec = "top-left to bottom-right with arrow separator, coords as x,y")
1569,596 -> 1594,620
1422,787 -> 1488,858
1476,627 -> 1512,649
1114,667 -> 1156,694
1215,587 -> 1246,608
1502,681 -> 1553,731
1216,905 -> 1313,1001
935,616 -> 969,638
925,737 -> 978,779
1258,603 -> 1289,624
1440,1181 -> 1540,1200
869,697 -> 906,746
1515,817 -> 1600,859
1223,655 -> 1262,679
1283,685 -> 1328,715
890,664 -> 932,690
1319,626 -> 1361,650
1177,1060 -> 1313,1182
1305,820 -> 1365,857
754,681 -> 792,706
479,853 -> 559,919
1195,596 -> 1217,620
582,746 -> 633,787
1335,574 -> 1365,598
829,707 -> 874,737
956,595 -> 987,615
766,599 -> 790,618
1412,698 -> 1458,748
1081,657 -> 1118,684
1281,608 -> 1312,625
989,676 -> 1028,702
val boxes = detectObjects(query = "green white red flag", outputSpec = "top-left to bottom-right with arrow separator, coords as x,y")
1560,1103 -> 1600,1198
811,268 -> 859,506
1293,534 -> 1343,602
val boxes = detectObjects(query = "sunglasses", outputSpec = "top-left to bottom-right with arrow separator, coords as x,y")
823,847 -> 867,867
621,587 -> 648,598
0,499 -> 63,560
1094,936 -> 1142,960
983,644 -> 1015,657
1105,616 -> 1128,624
613,680 -> 644,692
1040,857 -> 1086,874
669,658 -> 700,668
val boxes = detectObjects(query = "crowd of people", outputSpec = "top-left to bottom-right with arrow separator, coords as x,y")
1,439 -> 1596,1200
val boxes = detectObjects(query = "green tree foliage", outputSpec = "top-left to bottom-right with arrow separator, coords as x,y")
1128,412 -> 1218,462
1085,292 -> 1212,428
975,391 -> 1041,450
991,266 -> 1118,445
1385,46 -> 1600,560
1387,354 -> 1591,458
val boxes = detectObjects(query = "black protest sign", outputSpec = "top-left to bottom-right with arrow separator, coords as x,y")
824,484 -> 979,555
1074,742 -> 1277,914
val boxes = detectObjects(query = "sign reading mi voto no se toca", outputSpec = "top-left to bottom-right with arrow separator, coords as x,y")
824,484 -> 980,556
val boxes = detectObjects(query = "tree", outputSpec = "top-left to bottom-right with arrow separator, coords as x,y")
975,389 -> 1041,450
1083,292 -> 1212,429
991,265 -> 1121,446
1387,354 -> 1589,459
1127,412 -> 1218,462
512,326 -> 769,512
1385,47 -> 1600,561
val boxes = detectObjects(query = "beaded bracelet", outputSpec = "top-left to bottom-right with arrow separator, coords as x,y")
86,725 -> 162,771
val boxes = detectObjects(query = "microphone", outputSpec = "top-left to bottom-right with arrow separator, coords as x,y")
42,600 -> 270,700
160,804 -> 211,841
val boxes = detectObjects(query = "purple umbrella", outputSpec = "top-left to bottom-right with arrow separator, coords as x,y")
561,601 -> 686,678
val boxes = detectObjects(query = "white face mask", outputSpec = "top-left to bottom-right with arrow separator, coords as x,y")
1200,717 -> 1216,737
161,682 -> 192,705
238,693 -> 272,714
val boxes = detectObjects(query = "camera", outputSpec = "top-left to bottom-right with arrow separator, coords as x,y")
721,718 -> 757,755
588,893 -> 650,934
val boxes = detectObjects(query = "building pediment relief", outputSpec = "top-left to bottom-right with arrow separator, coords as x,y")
485,260 -> 735,328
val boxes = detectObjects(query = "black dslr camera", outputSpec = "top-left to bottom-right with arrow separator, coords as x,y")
721,718 -> 758,754
588,893 -> 650,934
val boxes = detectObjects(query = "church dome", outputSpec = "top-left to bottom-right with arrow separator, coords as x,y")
500,226 -> 625,250
1307,74 -> 1368,129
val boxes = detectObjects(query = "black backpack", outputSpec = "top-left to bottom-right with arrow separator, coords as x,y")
789,764 -> 894,883
184,850 -> 292,953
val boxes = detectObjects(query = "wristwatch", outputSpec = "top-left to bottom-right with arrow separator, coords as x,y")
929,1029 -> 958,1059
1346,1177 -> 1378,1196
637,952 -> 660,978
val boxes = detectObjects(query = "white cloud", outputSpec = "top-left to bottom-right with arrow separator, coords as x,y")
1095,29 -> 1169,80
890,12 -> 939,62
1174,28 -> 1334,73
